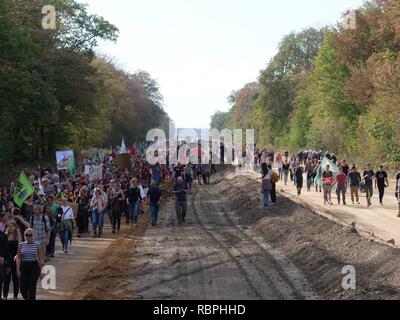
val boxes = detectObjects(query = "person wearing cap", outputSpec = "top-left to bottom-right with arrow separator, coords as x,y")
362,164 -> 375,208
28,204 -> 50,264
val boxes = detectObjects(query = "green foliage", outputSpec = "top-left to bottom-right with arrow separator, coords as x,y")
0,0 -> 169,165
254,28 -> 325,146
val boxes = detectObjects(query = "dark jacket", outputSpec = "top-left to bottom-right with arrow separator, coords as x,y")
0,230 -> 11,268
126,186 -> 142,203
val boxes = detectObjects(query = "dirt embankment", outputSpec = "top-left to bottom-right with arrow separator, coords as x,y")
216,170 -> 400,300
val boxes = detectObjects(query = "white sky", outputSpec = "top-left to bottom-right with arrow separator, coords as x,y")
81,0 -> 365,129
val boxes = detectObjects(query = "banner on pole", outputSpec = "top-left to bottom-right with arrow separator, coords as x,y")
13,172 -> 35,207
84,165 -> 103,181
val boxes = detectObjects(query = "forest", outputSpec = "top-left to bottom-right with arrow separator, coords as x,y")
211,0 -> 400,167
0,0 -> 170,165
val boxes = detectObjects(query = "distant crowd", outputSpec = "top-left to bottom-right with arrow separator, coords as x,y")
255,149 -> 400,216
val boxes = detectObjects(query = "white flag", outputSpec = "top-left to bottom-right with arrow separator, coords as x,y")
120,139 -> 127,153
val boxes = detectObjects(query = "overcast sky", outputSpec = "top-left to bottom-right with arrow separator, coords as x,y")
81,0 -> 365,129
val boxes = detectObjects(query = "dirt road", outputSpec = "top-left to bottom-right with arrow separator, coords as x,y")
117,170 -> 400,300
124,184 -> 317,300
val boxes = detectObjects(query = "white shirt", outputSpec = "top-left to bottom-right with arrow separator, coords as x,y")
62,205 -> 74,220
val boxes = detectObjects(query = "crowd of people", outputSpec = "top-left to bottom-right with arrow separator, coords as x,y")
256,149 -> 400,216
0,142 -> 219,300
1,141 -> 399,300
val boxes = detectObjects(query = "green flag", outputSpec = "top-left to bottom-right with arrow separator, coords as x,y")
314,156 -> 340,186
13,172 -> 35,208
68,152 -> 76,177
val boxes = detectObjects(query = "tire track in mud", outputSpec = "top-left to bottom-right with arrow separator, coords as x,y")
200,181 -> 319,300
190,188 -> 274,299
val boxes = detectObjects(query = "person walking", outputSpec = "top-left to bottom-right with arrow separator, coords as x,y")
0,225 -> 11,300
172,177 -> 189,225
305,161 -> 314,192
203,163 -> 212,185
126,179 -> 142,227
75,187 -> 89,238
348,166 -> 361,205
147,181 -> 162,227
90,188 -> 107,238
282,160 -> 290,186
375,165 -> 388,206
322,165 -> 334,205
261,169 -> 272,208
16,228 -> 43,300
29,204 -> 50,265
3,221 -> 20,300
43,205 -> 56,260
268,164 -> 278,206
184,163 -> 193,190
108,181 -> 125,234
295,166 -> 304,196
60,196 -> 75,253
335,167 -> 347,205
363,164 -> 375,208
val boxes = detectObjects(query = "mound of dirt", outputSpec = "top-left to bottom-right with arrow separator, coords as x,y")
213,168 -> 400,300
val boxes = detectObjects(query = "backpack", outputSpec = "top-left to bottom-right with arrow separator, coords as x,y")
30,214 -> 48,233
272,172 -> 279,184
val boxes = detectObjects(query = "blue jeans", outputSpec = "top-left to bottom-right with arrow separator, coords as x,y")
262,190 -> 271,207
130,201 -> 140,224
150,203 -> 159,225
62,229 -> 69,251
92,210 -> 104,235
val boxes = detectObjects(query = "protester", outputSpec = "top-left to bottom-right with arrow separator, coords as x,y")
282,160 -> 290,186
29,204 -> 50,264
261,168 -> 272,207
0,224 -> 11,300
184,163 -> 193,190
335,167 -> 347,205
147,181 -> 162,227
348,166 -> 361,205
75,187 -> 90,238
60,196 -> 75,253
268,164 -> 278,206
3,220 -> 20,300
375,165 -> 389,206
363,164 -> 375,208
295,166 -> 304,196
322,165 -> 334,205
16,228 -> 43,300
43,205 -> 56,259
90,188 -> 107,238
108,181 -> 125,234
126,179 -> 142,227
172,177 -> 189,225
